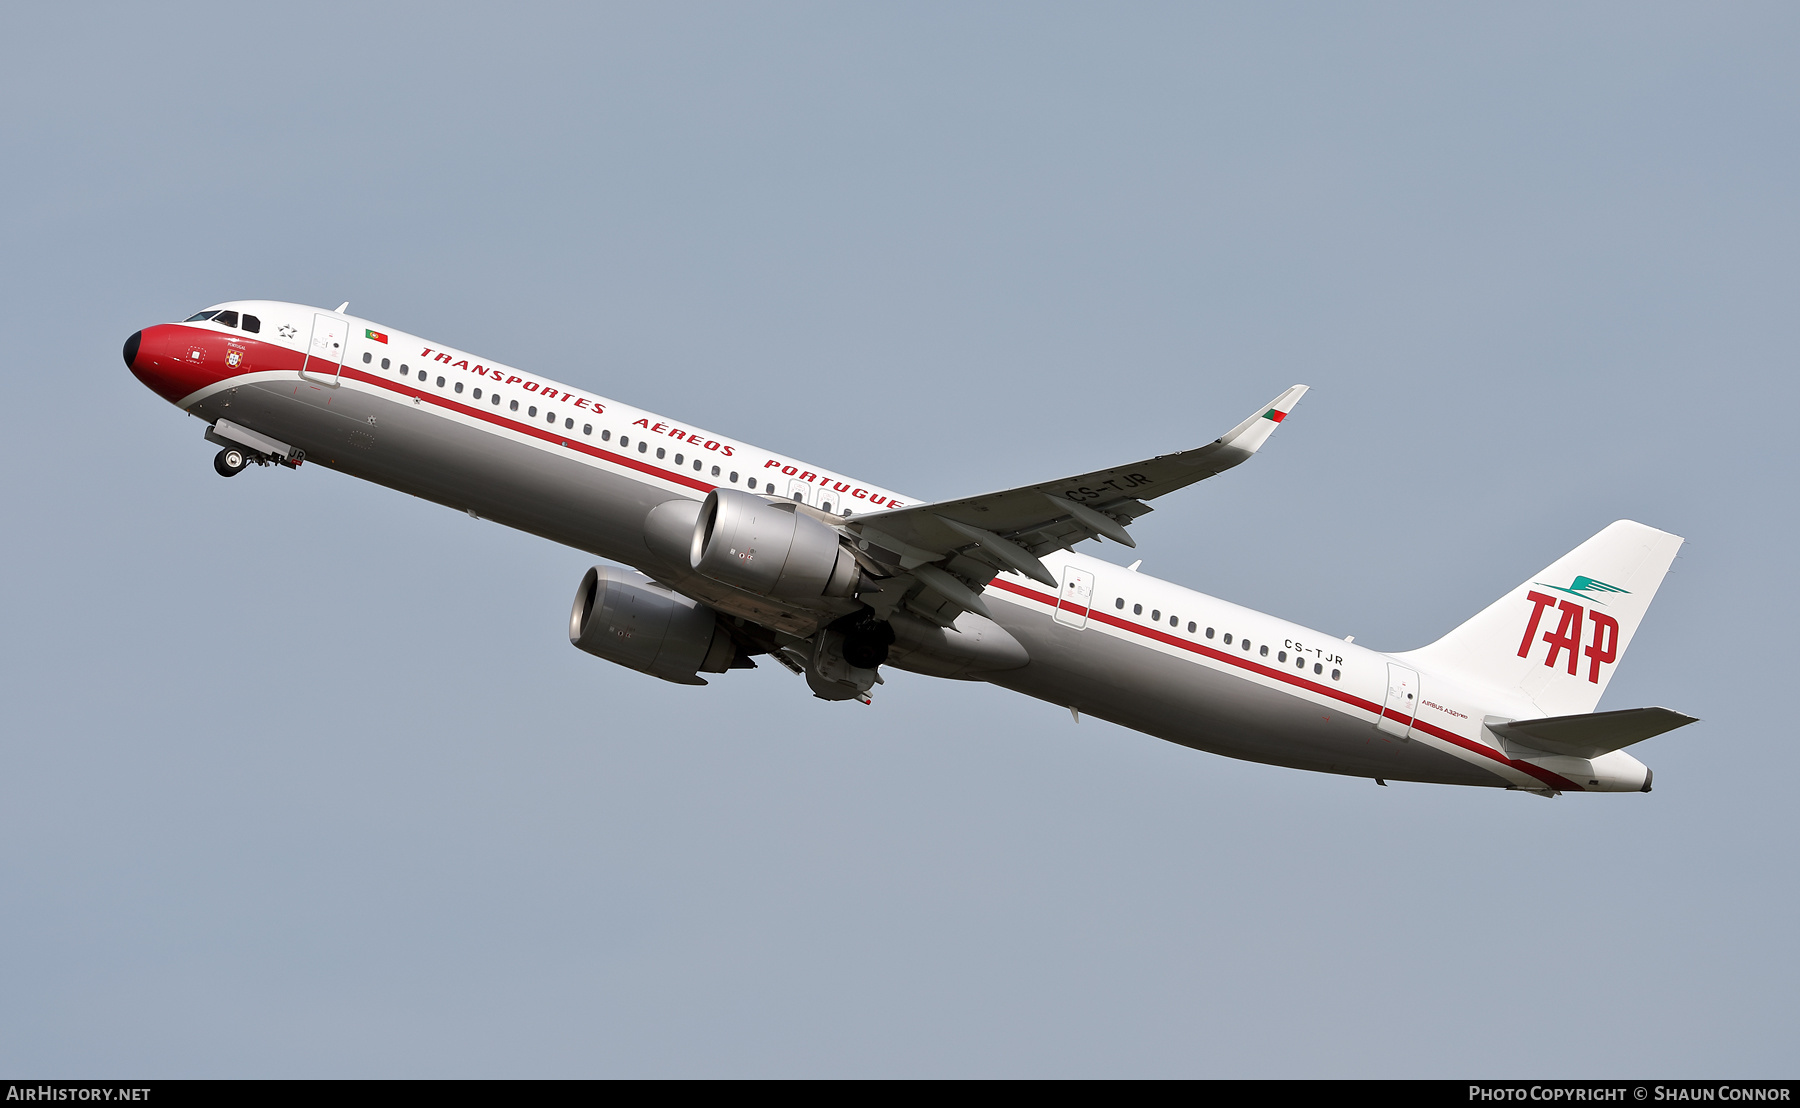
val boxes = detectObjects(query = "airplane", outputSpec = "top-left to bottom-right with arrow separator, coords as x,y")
123,300 -> 1695,796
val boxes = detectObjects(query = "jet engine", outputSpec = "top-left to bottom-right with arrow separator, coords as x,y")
569,566 -> 739,685
690,488 -> 859,599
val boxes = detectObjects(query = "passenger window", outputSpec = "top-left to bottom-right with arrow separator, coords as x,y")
1314,663 -> 1323,674
675,454 -> 684,465
1242,640 -> 1252,652
1187,621 -> 1196,633
545,411 -> 555,422
729,471 -> 738,482
473,388 -> 482,399
1222,633 -> 1232,645
656,447 -> 666,459
454,382 -> 464,393
583,424 -> 593,436
712,465 -> 720,477
822,501 -> 833,513
1169,616 -> 1178,627
215,310 -> 239,327
528,406 -> 537,417
1297,656 -> 1306,669
602,430 -> 611,441
401,366 -> 410,376
184,311 -> 219,322
566,418 -> 574,429
380,358 -> 390,370
362,352 -> 372,364
1331,669 -> 1341,681
436,376 -> 446,387
510,400 -> 519,411
619,435 -> 628,446
638,442 -> 647,454
1151,609 -> 1160,621
1115,598 -> 1125,610
241,315 -> 261,333
694,459 -> 702,472
1133,604 -> 1142,615
1259,645 -> 1269,657
1278,650 -> 1287,662
491,394 -> 501,406
1205,627 -> 1214,638
792,492 -> 803,502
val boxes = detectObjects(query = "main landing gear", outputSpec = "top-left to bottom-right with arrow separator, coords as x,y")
214,447 -> 249,477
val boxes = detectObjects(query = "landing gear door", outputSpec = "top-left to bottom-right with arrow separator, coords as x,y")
1053,566 -> 1094,629
300,313 -> 348,385
1377,663 -> 1420,739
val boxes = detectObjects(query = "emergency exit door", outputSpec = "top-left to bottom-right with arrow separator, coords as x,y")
1054,567 -> 1094,629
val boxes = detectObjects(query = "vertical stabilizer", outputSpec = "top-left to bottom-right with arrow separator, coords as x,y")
1398,521 -> 1683,717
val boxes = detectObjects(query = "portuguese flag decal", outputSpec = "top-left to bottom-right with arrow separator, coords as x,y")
365,329 -> 389,344
1263,408 -> 1285,422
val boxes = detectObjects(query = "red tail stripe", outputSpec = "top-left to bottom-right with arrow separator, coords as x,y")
989,578 -> 1582,791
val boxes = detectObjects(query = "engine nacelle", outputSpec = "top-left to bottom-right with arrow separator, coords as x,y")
690,488 -> 859,599
569,566 -> 737,685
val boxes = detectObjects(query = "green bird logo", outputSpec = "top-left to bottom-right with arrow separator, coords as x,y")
1533,576 -> 1631,606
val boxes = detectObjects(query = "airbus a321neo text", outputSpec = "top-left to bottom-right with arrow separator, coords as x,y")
124,301 -> 1695,795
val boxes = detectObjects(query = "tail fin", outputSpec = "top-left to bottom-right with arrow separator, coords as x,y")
1398,520 -> 1684,716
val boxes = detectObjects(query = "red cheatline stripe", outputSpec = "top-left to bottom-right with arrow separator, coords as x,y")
334,364 -> 718,493
215,342 -> 1575,791
1000,579 -> 1581,791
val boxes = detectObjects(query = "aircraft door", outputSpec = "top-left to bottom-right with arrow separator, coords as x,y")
300,313 -> 348,385
1053,566 -> 1094,629
1377,663 -> 1420,739
786,478 -> 815,506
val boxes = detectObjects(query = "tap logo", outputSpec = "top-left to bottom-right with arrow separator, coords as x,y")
1518,582 -> 1624,684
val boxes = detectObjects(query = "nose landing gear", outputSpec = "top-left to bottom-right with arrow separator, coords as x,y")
214,447 -> 249,477
203,419 -> 303,477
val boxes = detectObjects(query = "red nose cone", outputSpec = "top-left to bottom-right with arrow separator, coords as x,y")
126,323 -> 231,405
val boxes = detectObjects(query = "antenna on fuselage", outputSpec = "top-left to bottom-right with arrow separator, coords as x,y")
335,302 -> 350,314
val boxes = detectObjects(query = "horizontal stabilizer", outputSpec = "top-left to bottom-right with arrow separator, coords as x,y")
1486,707 -> 1698,760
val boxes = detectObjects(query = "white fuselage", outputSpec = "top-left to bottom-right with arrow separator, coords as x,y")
125,301 -> 1654,794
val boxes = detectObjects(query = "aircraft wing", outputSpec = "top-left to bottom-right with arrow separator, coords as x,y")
843,385 -> 1308,625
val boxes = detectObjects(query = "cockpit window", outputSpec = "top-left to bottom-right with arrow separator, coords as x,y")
184,310 -> 219,322
241,314 -> 261,334
214,310 -> 240,328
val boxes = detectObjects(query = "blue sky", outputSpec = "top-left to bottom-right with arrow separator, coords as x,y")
1,3 -> 1794,1076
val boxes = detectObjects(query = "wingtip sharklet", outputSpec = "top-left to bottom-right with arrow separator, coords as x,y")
1218,384 -> 1309,453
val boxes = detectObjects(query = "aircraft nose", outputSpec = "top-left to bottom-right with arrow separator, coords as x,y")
126,323 -> 219,404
